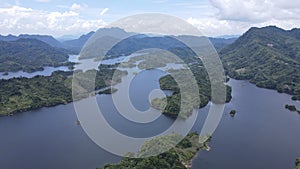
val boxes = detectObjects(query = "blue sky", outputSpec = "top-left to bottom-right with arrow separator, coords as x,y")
1,0 -> 300,37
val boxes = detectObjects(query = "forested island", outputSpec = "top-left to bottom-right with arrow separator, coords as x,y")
100,133 -> 211,169
296,158 -> 300,169
229,110 -> 237,117
0,39 -> 73,73
285,104 -> 300,114
151,70 -> 232,118
98,88 -> 118,95
0,64 -> 127,116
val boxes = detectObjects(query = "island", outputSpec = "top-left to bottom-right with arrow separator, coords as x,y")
2,72 -> 8,76
285,104 -> 300,114
229,110 -> 237,117
0,64 -> 127,116
151,70 -> 232,118
100,133 -> 211,169
296,158 -> 300,169
0,38 -> 73,73
98,88 -> 118,95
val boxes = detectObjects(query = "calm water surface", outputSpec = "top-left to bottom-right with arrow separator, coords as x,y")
0,67 -> 299,169
192,79 -> 300,169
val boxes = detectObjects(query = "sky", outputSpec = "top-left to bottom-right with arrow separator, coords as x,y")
0,0 -> 300,37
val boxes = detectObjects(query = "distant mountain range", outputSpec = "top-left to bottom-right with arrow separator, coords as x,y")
221,26 -> 300,100
0,26 -> 299,99
0,38 -> 70,73
61,31 -> 95,53
0,27 -> 238,74
0,34 -> 63,48
0,28 -> 237,56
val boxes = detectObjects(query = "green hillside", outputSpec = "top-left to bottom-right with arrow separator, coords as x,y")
220,26 -> 300,100
0,38 -> 70,73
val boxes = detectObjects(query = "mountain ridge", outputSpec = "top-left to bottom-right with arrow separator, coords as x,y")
0,34 -> 63,48
221,26 -> 300,100
0,38 -> 70,73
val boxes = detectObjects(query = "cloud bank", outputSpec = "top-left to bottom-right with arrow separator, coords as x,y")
0,5 -> 107,36
1,0 -> 300,37
188,0 -> 300,36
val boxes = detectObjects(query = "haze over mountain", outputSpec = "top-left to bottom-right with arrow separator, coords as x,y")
0,39 -> 70,73
77,28 -> 236,58
221,26 -> 300,100
0,34 -> 63,48
61,31 -> 95,53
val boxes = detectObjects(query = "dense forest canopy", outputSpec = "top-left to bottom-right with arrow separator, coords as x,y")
220,26 -> 300,100
0,38 -> 71,72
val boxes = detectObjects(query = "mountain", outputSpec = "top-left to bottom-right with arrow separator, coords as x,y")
56,34 -> 81,41
63,27 -> 136,54
0,34 -> 63,48
209,37 -> 237,51
18,34 -> 63,48
220,26 -> 300,100
62,31 -> 95,53
0,38 -> 70,73
78,28 -> 236,60
215,35 -> 240,39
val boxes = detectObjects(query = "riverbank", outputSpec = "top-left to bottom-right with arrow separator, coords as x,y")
0,65 -> 127,116
101,133 -> 211,169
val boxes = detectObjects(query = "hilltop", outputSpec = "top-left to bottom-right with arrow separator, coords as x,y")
221,26 -> 300,100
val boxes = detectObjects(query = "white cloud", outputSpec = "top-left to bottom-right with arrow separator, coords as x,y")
70,3 -> 88,11
35,0 -> 51,3
187,16 -> 300,37
185,0 -> 300,36
100,8 -> 109,16
70,3 -> 81,11
152,0 -> 169,4
0,6 -> 107,36
209,0 -> 300,22
187,17 -> 250,36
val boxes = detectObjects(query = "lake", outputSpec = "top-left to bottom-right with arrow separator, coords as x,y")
0,66 -> 70,79
0,55 -> 81,80
192,79 -> 300,169
0,67 -> 299,168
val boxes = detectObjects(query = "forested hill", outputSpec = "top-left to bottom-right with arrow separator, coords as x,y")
220,26 -> 300,100
0,34 -> 63,48
0,38 -> 70,73
62,31 -> 95,53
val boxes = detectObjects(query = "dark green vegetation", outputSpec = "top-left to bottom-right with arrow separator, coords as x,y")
101,133 -> 211,169
62,31 -> 95,53
98,88 -> 118,95
221,26 -> 300,100
0,34 -> 63,48
285,105 -> 300,114
0,30 -> 234,118
209,37 -> 237,51
152,69 -> 232,118
0,71 -> 73,115
296,158 -> 300,169
0,39 -> 73,72
0,65 -> 127,116
87,34 -> 233,118
117,48 -> 232,118
229,110 -> 237,117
